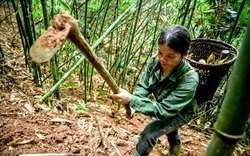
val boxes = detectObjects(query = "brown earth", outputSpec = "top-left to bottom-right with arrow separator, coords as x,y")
0,4 -> 249,156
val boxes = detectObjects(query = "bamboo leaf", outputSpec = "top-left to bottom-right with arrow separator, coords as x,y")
88,4 -> 101,11
58,0 -> 71,11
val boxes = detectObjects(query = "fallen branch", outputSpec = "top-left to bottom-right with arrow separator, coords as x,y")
110,140 -> 122,156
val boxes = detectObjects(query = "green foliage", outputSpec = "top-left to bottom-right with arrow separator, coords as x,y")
75,103 -> 89,111
73,51 -> 81,63
241,133 -> 250,146
67,81 -> 75,88
119,0 -> 134,13
185,0 -> 249,45
62,68 -> 68,73
58,0 -> 70,11
62,81 -> 75,88
98,89 -> 105,96
88,4 -> 101,11
241,121 -> 250,146
136,56 -> 147,62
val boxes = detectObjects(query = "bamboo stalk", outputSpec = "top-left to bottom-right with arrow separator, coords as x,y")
89,0 -> 111,93
131,0 -> 163,92
205,21 -> 250,156
41,0 -> 59,98
120,0 -> 143,88
227,0 -> 246,43
187,0 -> 197,28
19,0 -> 42,85
181,0 -> 191,26
83,0 -> 88,103
11,0 -> 29,69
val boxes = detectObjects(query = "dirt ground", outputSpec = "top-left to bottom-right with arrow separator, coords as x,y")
0,88 -> 249,156
0,4 -> 249,156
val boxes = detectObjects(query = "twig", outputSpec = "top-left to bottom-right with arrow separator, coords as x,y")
51,118 -> 74,124
110,140 -> 122,156
95,117 -> 107,149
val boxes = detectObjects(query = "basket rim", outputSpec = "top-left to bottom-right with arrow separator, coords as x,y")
186,38 -> 238,67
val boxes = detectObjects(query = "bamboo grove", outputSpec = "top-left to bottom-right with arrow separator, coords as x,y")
1,0 -> 249,151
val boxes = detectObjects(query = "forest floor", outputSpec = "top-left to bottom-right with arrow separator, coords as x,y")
0,4 -> 249,156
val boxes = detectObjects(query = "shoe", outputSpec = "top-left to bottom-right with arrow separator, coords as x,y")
132,149 -> 140,156
168,142 -> 182,156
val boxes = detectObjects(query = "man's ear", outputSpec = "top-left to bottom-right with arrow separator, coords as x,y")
183,50 -> 190,58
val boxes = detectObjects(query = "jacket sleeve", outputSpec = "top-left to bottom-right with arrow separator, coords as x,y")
132,55 -> 156,98
130,72 -> 199,120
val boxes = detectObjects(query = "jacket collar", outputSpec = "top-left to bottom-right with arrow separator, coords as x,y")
152,59 -> 186,82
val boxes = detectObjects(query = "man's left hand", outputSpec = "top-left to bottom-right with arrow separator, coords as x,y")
112,88 -> 132,105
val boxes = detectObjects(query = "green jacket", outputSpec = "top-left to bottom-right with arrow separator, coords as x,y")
130,54 -> 199,122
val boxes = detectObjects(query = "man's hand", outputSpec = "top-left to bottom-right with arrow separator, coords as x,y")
112,88 -> 132,105
112,88 -> 136,119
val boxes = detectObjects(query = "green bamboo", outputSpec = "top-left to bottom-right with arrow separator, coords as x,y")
227,0 -> 246,44
91,1 -> 137,48
71,0 -> 78,18
131,0 -> 163,92
40,56 -> 86,103
41,0 -> 60,98
40,1 -> 138,103
41,0 -> 50,28
27,0 -> 36,40
120,0 -> 143,88
128,1 -> 162,60
20,0 -> 32,49
84,58 -> 88,103
20,0 -> 42,85
99,0 -> 118,92
89,0 -> 111,93
91,0 -> 105,42
11,0 -> 29,68
50,0 -> 54,18
181,0 -> 191,26
113,0 -> 161,87
205,20 -> 250,155
187,0 -> 197,28
83,0 -> 88,104
29,0 -> 43,86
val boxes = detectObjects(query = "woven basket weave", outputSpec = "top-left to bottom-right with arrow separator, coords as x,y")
186,38 -> 238,104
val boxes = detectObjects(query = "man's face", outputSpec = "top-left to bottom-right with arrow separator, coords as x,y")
157,44 -> 184,71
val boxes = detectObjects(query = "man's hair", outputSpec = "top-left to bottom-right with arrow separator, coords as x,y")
158,25 -> 191,56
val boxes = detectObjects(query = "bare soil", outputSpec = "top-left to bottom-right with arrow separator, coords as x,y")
0,5 -> 249,156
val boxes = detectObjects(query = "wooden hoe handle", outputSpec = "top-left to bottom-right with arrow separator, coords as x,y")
68,22 -> 132,117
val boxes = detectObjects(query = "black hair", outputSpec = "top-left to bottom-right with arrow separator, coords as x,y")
158,25 -> 191,56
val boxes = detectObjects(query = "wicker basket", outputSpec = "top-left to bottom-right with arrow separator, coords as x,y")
186,38 -> 238,104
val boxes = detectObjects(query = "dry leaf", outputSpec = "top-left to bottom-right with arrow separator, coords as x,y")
24,103 -> 35,113
9,93 -> 15,102
35,133 -> 45,140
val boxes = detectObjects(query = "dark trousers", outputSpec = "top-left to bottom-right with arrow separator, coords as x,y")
135,115 -> 186,156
